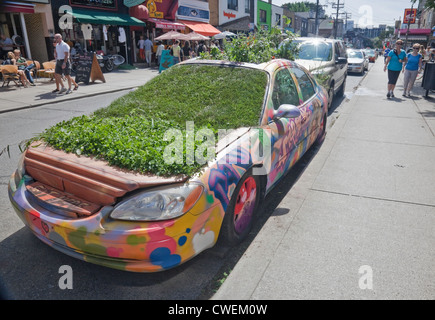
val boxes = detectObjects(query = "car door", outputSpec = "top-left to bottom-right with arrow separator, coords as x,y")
334,42 -> 346,89
290,66 -> 321,148
262,67 -> 309,189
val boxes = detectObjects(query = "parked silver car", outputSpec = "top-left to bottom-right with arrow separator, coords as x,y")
291,37 -> 348,109
347,49 -> 369,75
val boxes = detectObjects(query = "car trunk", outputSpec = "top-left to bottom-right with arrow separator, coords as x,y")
23,142 -> 187,219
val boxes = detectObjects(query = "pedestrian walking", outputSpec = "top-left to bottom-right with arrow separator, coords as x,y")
53,33 -> 73,94
137,36 -> 145,62
52,40 -> 78,93
402,44 -> 423,97
144,37 -> 153,67
182,40 -> 191,61
156,41 -> 164,66
384,39 -> 406,98
171,40 -> 181,64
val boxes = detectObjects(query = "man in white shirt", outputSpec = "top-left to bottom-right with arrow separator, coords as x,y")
54,33 -> 73,94
144,37 -> 153,67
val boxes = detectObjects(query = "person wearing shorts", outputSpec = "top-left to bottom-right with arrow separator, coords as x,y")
383,39 -> 406,98
53,34 -> 73,94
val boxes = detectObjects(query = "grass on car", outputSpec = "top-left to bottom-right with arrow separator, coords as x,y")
37,64 -> 268,176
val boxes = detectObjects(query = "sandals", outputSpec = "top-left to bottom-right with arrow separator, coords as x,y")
74,85 -> 78,91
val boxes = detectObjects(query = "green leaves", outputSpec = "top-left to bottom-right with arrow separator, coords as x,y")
38,65 -> 268,177
199,26 -> 298,64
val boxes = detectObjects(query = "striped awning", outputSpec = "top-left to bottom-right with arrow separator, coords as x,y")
0,1 -> 35,14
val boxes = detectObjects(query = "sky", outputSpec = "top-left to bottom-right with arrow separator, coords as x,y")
272,0 -> 419,27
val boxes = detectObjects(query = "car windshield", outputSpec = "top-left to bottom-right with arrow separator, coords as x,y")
348,51 -> 363,59
365,49 -> 375,55
297,42 -> 332,61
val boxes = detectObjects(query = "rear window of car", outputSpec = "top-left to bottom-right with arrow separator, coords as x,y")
348,51 -> 363,59
297,41 -> 332,61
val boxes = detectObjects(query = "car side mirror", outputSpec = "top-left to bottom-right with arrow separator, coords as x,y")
337,57 -> 347,64
274,104 -> 301,119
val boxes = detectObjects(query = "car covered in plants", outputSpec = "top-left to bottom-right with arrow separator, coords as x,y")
8,59 -> 328,272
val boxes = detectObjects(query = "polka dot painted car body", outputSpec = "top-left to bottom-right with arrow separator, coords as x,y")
8,59 -> 328,272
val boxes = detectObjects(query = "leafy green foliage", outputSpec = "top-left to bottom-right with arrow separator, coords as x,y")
38,65 -> 268,177
200,26 -> 299,63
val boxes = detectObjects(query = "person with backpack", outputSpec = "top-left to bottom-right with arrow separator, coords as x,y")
384,39 -> 406,99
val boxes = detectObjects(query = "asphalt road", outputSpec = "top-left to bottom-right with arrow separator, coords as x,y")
0,65 -> 372,299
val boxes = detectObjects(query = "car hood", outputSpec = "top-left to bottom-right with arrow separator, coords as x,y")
348,58 -> 364,64
295,59 -> 332,72
23,142 -> 188,211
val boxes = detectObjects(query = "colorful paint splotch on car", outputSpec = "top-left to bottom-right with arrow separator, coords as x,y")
8,59 -> 328,272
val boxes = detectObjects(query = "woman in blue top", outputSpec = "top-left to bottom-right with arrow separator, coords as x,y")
402,44 -> 423,97
383,39 -> 406,98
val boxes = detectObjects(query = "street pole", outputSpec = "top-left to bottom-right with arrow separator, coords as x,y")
315,0 -> 319,36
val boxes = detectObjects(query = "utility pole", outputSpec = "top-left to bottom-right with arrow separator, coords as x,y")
404,0 -> 417,49
315,0 -> 320,36
332,0 -> 344,39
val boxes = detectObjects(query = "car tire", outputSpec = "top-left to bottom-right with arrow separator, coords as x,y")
219,169 -> 261,246
327,83 -> 334,109
337,76 -> 346,98
316,113 -> 327,144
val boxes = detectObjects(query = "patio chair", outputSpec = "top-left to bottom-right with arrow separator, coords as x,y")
1,65 -> 21,87
37,61 -> 56,81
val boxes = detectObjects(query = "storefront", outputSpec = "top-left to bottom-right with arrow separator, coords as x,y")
217,0 -> 256,34
176,0 -> 220,37
0,0 -> 54,62
52,0 -> 145,64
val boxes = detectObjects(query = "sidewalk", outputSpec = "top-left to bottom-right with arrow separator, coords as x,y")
213,61 -> 435,299
0,66 -> 159,114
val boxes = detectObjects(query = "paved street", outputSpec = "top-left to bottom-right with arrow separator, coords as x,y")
1,59 -> 434,300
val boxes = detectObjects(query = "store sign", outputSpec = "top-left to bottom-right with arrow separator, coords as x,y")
70,0 -> 116,10
403,8 -> 417,24
124,0 -> 145,7
223,11 -> 236,20
147,0 -> 164,19
177,5 -> 209,22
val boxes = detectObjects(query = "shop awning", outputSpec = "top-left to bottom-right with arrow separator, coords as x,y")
0,1 -> 35,14
65,8 -> 146,27
179,20 -> 221,37
148,18 -> 185,30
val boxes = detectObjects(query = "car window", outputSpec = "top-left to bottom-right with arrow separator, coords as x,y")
291,67 -> 316,102
272,68 -> 300,109
297,41 -> 332,61
348,51 -> 363,59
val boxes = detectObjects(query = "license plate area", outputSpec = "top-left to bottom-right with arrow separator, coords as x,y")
26,182 -> 101,218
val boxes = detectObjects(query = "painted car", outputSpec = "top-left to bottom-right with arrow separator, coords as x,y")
8,59 -> 328,272
347,49 -> 369,75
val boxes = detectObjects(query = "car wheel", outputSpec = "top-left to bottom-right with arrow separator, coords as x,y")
337,76 -> 346,98
316,113 -> 327,144
219,170 -> 261,246
327,84 -> 334,109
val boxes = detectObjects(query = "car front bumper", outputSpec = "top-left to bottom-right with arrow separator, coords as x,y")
8,172 -> 223,272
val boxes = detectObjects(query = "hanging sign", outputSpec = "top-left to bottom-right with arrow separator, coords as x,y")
124,0 -> 145,7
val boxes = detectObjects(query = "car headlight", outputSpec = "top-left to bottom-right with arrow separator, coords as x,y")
110,183 -> 204,221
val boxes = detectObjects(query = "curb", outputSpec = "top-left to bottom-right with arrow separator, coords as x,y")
0,86 -> 138,115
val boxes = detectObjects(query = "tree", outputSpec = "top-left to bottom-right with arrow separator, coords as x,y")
282,2 -> 310,12
425,0 -> 435,9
